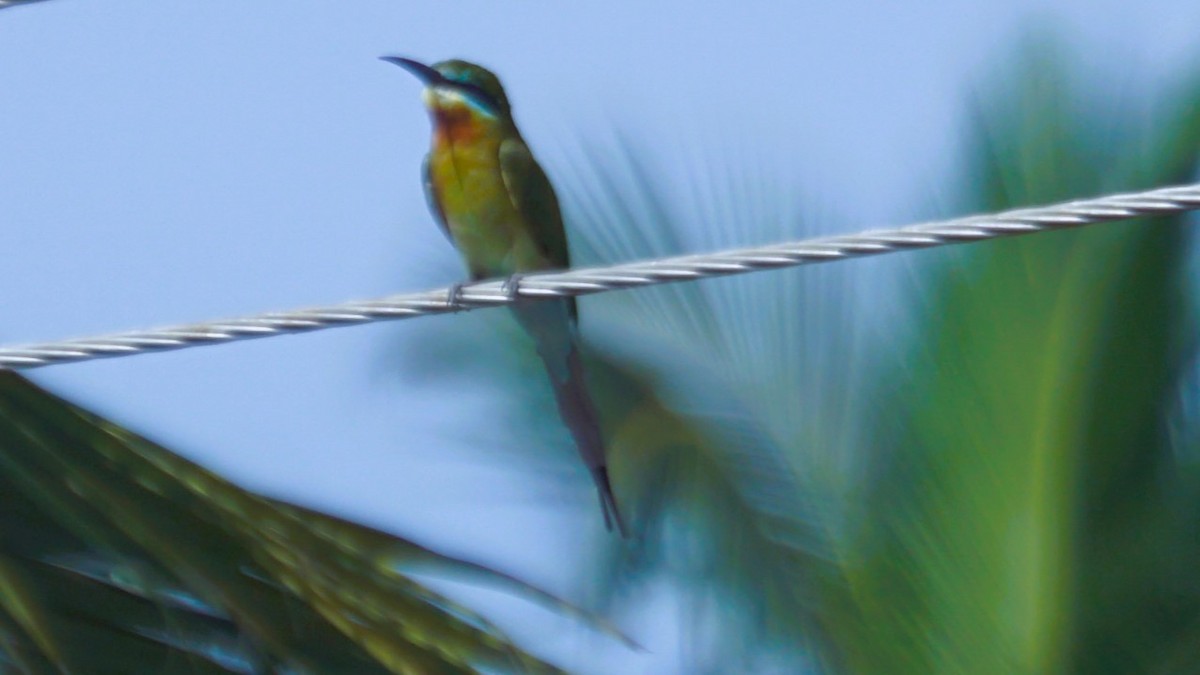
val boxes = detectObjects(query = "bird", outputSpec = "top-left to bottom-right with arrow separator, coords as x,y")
382,56 -> 627,536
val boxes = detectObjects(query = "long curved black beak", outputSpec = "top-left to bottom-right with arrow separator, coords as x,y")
379,56 -> 444,86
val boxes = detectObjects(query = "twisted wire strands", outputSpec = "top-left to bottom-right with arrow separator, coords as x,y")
3,182 -> 1199,371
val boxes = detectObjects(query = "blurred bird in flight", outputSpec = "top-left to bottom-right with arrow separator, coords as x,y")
382,56 -> 627,536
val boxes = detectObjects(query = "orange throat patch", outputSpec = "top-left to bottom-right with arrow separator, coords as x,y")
431,105 -> 485,145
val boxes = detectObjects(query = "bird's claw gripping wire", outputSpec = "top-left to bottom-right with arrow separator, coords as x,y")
444,275 -> 521,311
445,282 -> 466,311
502,274 -> 525,303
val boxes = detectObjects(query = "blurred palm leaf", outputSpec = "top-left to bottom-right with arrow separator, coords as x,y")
0,369 -> 635,674
840,39 -> 1200,674
0,1 -> 52,10
560,136 -> 858,663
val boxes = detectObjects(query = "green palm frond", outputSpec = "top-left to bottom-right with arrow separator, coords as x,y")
561,139 -> 855,666
0,370 -> 633,674
841,40 -> 1200,674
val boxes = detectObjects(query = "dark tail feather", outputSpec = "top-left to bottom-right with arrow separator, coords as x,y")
591,466 -> 628,537
544,346 -> 628,538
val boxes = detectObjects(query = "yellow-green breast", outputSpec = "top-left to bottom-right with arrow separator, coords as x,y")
427,111 -> 542,279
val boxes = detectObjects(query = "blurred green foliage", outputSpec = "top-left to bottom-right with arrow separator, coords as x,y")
840,40 -> 1200,674
0,369 -> 635,673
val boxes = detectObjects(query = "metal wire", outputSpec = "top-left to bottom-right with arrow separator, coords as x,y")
3,182 -> 1199,370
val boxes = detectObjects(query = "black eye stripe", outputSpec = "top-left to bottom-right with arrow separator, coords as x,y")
455,82 -> 501,111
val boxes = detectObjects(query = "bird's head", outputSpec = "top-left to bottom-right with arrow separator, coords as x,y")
381,56 -> 512,122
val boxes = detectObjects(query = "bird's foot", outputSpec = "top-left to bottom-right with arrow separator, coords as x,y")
444,282 -> 466,311
501,273 -> 526,303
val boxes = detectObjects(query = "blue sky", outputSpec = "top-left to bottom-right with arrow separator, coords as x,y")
3,1 -> 1200,672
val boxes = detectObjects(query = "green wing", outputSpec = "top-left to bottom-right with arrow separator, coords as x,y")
499,139 -> 571,270
498,138 -> 576,321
